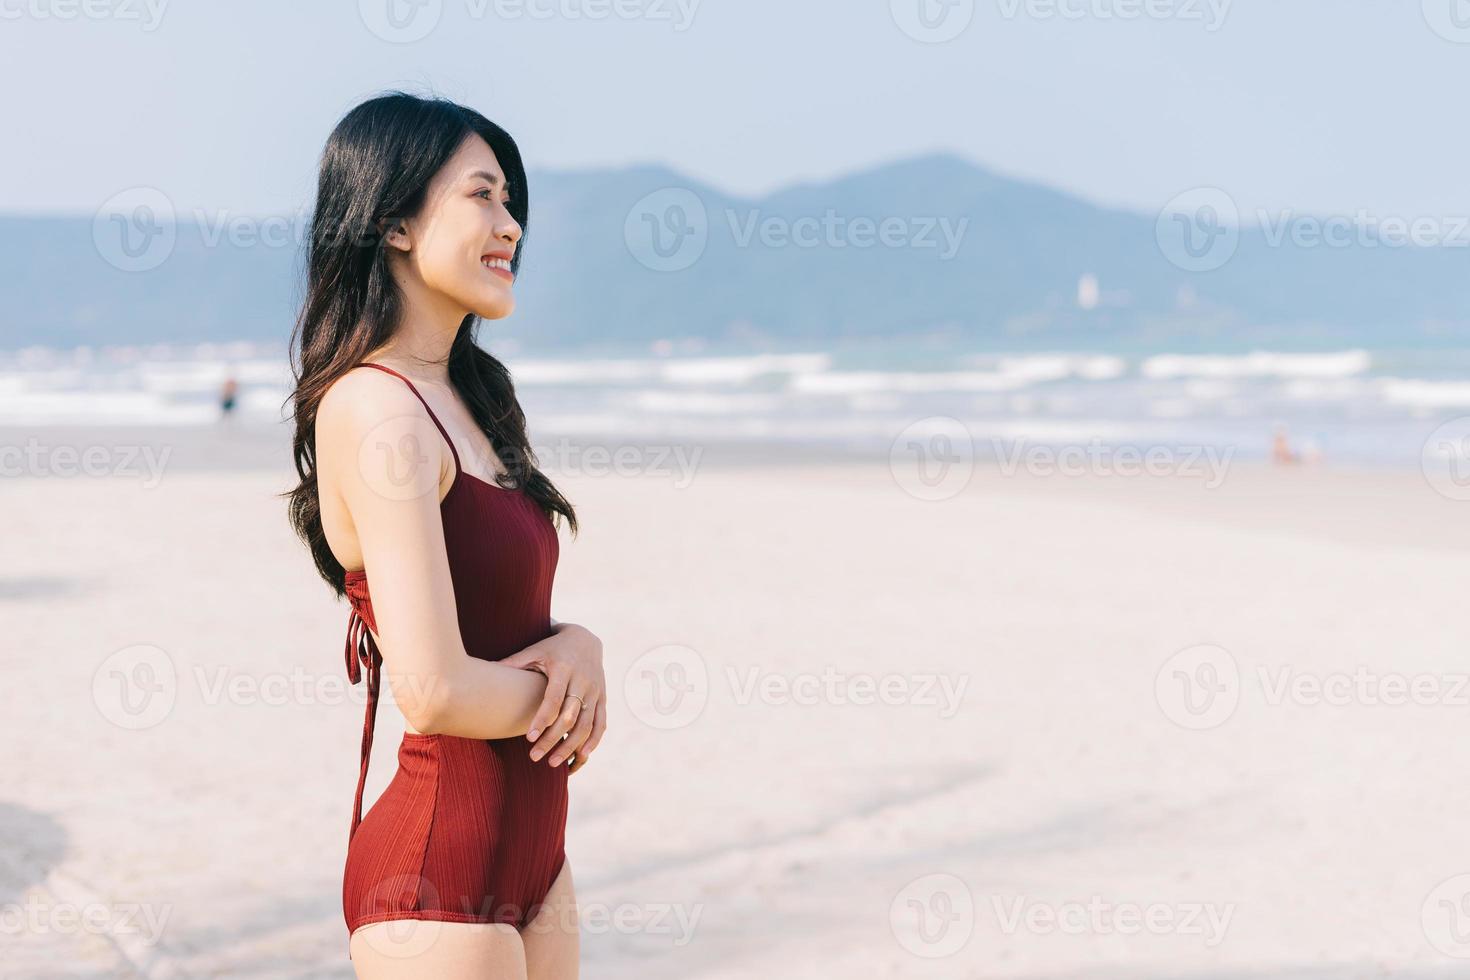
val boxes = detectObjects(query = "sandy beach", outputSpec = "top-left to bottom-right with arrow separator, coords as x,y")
4,422 -> 1469,978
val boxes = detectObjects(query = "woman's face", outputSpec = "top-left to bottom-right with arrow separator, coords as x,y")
386,134 -> 522,321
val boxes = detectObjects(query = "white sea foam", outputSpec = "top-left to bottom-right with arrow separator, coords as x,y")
999,354 -> 1127,381
629,390 -> 786,414
974,419 -> 1148,443
790,370 -> 1035,394
0,390 -> 213,426
657,353 -> 831,385
1378,378 -> 1470,408
1280,378 -> 1368,402
0,342 -> 1466,465
788,354 -> 1122,395
1141,350 -> 1372,380
514,352 -> 830,386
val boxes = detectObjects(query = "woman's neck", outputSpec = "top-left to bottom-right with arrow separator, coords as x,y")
371,264 -> 469,385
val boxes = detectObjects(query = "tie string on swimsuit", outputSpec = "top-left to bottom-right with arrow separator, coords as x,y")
343,588 -> 382,844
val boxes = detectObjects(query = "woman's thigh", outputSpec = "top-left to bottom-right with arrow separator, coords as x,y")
521,859 -> 580,980
349,919 -> 526,980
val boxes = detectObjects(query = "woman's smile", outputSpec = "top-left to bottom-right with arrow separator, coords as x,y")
482,252 -> 514,283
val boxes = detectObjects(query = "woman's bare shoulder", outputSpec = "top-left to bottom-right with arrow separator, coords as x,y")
316,365 -> 428,440
315,365 -> 447,491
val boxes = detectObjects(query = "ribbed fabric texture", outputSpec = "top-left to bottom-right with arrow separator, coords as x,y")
339,363 -> 567,952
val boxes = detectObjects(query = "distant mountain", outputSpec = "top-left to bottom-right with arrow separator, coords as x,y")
5,154 -> 1469,351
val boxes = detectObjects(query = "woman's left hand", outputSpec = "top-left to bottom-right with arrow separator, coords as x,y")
499,622 -> 607,773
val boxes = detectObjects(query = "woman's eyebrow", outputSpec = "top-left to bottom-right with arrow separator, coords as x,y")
467,170 -> 504,187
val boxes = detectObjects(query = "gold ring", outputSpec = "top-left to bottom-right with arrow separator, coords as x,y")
565,694 -> 585,708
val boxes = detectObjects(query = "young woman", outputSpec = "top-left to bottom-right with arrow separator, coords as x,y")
284,92 -> 606,979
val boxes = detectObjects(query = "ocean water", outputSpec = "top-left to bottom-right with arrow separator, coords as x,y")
2,339 -> 1468,467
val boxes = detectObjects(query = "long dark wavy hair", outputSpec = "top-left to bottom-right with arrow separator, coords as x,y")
283,91 -> 577,597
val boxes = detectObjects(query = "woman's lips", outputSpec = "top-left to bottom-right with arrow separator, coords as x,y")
481,257 -> 514,283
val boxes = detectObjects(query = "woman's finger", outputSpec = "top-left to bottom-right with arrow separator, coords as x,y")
578,697 -> 607,759
529,687 -> 583,762
526,667 -> 570,748
499,649 -> 543,672
547,693 -> 596,767
567,700 -> 607,775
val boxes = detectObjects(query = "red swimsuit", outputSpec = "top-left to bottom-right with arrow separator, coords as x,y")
339,363 -> 568,954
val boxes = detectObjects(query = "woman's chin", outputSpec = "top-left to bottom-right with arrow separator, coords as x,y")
471,293 -> 515,320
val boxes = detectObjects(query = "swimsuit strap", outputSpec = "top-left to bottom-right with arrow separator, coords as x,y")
356,362 -> 462,473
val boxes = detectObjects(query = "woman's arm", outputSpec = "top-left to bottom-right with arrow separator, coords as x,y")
412,629 -> 584,739
319,369 -> 549,740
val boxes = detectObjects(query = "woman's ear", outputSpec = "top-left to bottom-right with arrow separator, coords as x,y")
378,216 -> 412,252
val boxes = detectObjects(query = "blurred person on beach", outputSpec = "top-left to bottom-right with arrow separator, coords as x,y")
219,374 -> 238,423
283,92 -> 604,980
1271,423 -> 1299,465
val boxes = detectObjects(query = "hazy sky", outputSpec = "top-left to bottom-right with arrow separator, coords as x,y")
3,0 -> 1466,221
